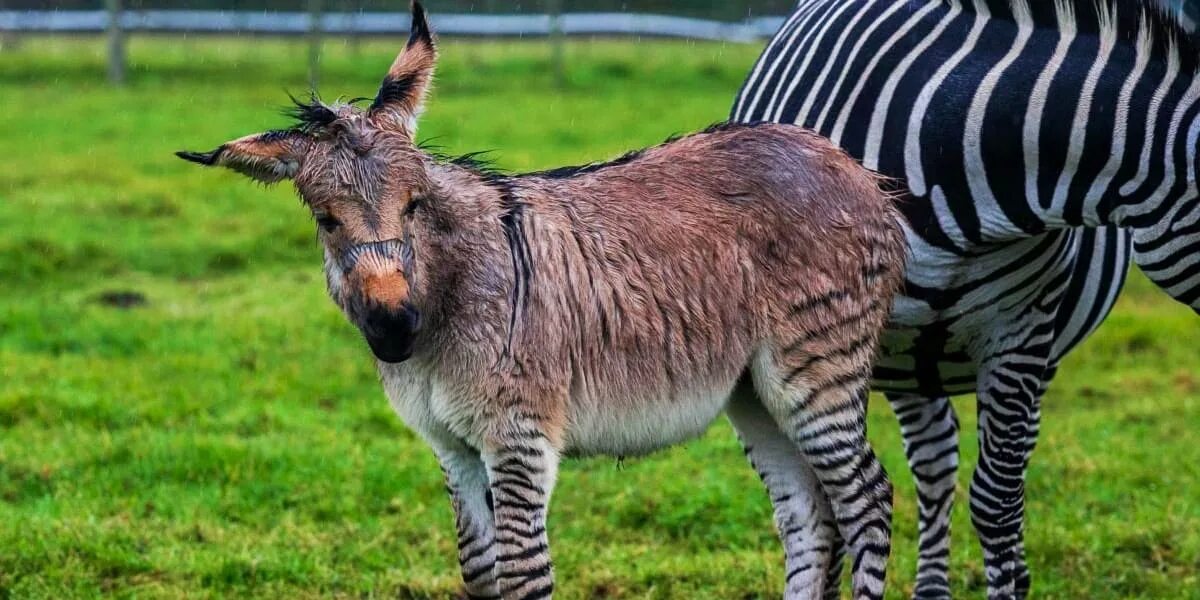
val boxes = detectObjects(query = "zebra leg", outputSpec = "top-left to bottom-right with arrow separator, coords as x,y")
483,436 -> 559,600
1005,376 -> 1055,600
727,390 -> 843,599
971,357 -> 1046,600
435,441 -> 500,600
888,394 -> 959,600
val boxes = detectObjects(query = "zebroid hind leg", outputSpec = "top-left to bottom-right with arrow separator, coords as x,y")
727,388 -> 844,599
753,291 -> 895,600
771,378 -> 893,600
790,383 -> 892,600
888,394 -> 959,600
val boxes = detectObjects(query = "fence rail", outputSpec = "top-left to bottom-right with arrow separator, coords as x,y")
17,3 -> 1194,85
0,10 -> 785,41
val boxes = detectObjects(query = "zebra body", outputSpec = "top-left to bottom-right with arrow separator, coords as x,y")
734,0 -> 1200,598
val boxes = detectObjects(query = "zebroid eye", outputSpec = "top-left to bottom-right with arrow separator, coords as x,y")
404,195 -> 423,216
316,215 -> 341,232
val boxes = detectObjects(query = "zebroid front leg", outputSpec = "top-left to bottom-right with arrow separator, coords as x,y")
483,423 -> 560,600
435,441 -> 501,600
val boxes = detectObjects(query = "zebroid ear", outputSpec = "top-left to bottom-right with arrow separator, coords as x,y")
369,0 -> 438,137
176,130 -> 307,184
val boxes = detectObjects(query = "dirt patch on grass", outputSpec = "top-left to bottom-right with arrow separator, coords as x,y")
94,290 -> 147,309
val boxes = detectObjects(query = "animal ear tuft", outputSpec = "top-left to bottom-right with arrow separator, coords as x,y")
370,0 -> 437,136
176,148 -> 225,166
407,0 -> 432,50
176,131 -> 304,184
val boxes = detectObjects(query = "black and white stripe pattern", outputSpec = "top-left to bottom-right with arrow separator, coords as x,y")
484,436 -> 558,600
728,391 -> 846,599
734,1 -> 1199,598
439,444 -> 502,600
432,422 -> 559,600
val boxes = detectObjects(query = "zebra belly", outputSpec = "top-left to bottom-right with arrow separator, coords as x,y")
1049,227 -> 1134,363
873,325 -> 979,397
867,231 -> 1088,398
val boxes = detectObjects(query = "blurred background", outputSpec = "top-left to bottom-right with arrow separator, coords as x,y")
1,1 -> 1198,599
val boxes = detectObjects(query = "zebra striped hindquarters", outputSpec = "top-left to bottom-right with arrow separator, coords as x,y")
173,3 -> 909,598
734,1 -> 1200,599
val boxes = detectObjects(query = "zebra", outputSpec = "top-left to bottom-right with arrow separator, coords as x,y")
733,0 -> 1200,598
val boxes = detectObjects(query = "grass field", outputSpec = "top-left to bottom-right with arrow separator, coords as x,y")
0,35 -> 1198,599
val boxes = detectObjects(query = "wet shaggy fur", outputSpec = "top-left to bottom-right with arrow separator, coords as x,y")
395,122 -> 905,454
175,3 -> 907,599
385,125 -> 906,600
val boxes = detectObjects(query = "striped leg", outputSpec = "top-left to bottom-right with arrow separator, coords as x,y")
825,538 -> 845,600
790,384 -> 892,600
888,394 -> 959,600
727,391 -> 844,599
759,284 -> 896,599
971,356 -> 1046,600
483,437 -> 559,600
436,443 -> 501,600
1004,376 -> 1056,600
760,362 -> 893,600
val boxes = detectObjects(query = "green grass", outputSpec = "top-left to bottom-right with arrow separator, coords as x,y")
0,35 -> 1197,599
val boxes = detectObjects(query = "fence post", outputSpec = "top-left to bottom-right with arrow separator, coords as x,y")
106,0 -> 126,84
546,0 -> 564,88
348,0 -> 362,58
0,0 -> 13,51
307,0 -> 323,89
